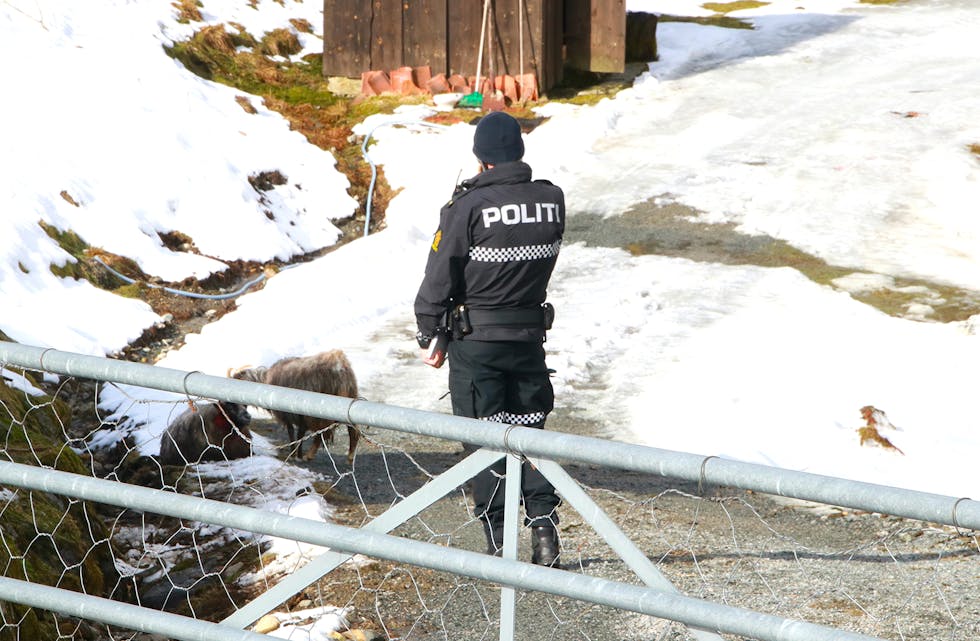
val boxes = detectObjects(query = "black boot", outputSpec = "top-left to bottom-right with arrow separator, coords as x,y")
483,520 -> 504,556
530,526 -> 560,567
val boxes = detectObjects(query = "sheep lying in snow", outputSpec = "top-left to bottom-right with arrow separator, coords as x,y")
158,400 -> 252,465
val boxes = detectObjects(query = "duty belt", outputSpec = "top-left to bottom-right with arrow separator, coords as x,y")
466,307 -> 544,327
453,304 -> 555,334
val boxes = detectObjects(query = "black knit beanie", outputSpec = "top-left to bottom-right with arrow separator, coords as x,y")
472,111 -> 525,164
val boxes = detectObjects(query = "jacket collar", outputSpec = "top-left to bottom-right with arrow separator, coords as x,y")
459,161 -> 533,192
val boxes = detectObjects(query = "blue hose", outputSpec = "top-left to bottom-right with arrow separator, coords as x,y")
94,256 -> 271,301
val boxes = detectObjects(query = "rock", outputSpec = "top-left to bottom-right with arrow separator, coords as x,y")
252,613 -> 280,633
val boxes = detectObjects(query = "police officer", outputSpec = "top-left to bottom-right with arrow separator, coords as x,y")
414,111 -> 565,566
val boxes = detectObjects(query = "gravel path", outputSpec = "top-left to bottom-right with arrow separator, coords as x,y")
293,399 -> 978,641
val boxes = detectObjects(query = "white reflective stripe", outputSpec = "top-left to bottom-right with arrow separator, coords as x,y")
469,239 -> 562,263
481,411 -> 547,425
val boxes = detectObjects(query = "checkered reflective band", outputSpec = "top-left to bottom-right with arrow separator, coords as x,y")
481,411 -> 547,425
469,239 -> 562,263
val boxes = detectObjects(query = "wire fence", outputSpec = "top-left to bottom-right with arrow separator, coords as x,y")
1,341 -> 978,641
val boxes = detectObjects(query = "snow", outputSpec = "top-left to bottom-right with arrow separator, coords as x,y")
3,0 -> 980,589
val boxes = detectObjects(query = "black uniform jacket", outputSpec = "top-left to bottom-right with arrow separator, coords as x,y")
415,161 -> 565,342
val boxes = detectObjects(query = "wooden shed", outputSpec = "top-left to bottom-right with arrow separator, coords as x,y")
322,0 -> 625,95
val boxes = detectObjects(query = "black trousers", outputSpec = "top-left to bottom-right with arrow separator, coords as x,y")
447,339 -> 561,528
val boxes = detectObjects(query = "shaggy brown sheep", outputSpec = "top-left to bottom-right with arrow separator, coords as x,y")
231,350 -> 360,462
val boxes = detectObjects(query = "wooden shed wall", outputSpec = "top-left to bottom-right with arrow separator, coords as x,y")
564,0 -> 625,73
322,0 -> 567,92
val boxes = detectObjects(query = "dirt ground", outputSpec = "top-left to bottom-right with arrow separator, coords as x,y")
244,398 -> 979,641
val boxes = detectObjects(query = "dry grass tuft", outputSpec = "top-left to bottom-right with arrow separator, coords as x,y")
235,95 -> 258,114
59,190 -> 80,207
172,0 -> 202,23
199,24 -> 237,55
856,406 -> 904,455
969,143 -> 980,157
289,18 -> 313,34
259,28 -> 302,57
248,170 -> 288,193
158,230 -> 196,253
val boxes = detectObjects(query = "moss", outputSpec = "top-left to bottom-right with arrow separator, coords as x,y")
37,223 -> 136,290
553,87 -> 625,106
347,94 -> 429,122
113,282 -> 149,299
658,14 -> 755,30
271,83 -> 339,108
0,600 -> 56,640
547,67 -> 635,105
48,261 -> 83,281
1,375 -> 81,470
0,377 -> 118,640
702,1 -> 769,12
37,221 -> 98,283
38,221 -> 88,261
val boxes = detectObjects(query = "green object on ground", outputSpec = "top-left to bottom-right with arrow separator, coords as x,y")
458,91 -> 483,108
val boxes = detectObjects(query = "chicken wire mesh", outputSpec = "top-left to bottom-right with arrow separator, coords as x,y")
1,360 -> 978,641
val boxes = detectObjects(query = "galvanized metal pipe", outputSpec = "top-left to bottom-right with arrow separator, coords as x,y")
2,341 -> 976,530
534,457 -> 723,641
0,575 -> 270,641
0,460 -> 886,641
222,448 -> 506,628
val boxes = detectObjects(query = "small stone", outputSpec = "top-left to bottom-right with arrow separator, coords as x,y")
252,614 -> 280,633
222,561 -> 243,578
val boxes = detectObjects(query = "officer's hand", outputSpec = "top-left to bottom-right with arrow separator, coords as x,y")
420,330 -> 448,368
416,314 -> 440,345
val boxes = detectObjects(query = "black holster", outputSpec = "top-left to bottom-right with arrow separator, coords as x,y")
452,305 -> 473,338
541,302 -> 555,330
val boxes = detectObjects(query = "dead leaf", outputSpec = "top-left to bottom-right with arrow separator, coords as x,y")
856,425 -> 905,455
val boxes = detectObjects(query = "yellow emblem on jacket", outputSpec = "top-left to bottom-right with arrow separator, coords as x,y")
431,229 -> 442,252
